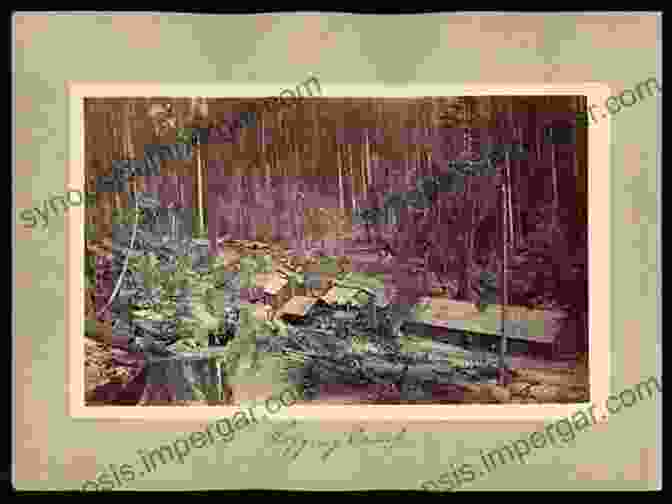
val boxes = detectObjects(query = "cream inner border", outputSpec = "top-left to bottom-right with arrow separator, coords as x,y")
67,82 -> 610,422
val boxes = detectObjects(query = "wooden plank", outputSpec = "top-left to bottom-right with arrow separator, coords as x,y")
276,296 -> 317,318
254,272 -> 288,295
319,270 -> 388,307
412,297 -> 564,345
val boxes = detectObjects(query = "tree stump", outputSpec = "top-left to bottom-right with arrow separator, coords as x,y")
139,347 -> 232,405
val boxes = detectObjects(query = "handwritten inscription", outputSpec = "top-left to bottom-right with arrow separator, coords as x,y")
267,420 -> 411,463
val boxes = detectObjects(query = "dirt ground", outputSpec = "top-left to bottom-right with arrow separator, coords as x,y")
459,358 -> 590,404
85,337 -> 137,405
85,334 -> 589,406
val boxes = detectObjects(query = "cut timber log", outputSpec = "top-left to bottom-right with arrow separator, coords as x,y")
283,347 -> 468,397
276,296 -> 317,321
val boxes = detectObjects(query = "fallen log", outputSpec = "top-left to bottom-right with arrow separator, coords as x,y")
281,348 -> 467,393
359,358 -> 407,377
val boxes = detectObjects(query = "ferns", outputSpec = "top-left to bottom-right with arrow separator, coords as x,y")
285,270 -> 305,294
263,318 -> 290,338
216,304 -> 261,376
256,254 -> 273,273
128,250 -> 221,347
412,299 -> 432,320
350,332 -> 370,353
125,246 -> 292,381
112,207 -> 146,226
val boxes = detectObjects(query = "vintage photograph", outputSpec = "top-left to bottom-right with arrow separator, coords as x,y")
82,93 -> 589,407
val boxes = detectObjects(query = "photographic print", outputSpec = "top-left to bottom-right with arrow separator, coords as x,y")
76,88 -> 593,411
15,12 -> 659,492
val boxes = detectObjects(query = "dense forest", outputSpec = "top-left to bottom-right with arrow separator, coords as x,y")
85,95 -> 588,359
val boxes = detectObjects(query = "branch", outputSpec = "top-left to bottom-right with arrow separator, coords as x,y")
96,188 -> 140,319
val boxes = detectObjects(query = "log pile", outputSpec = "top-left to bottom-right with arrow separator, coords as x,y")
255,303 -> 502,403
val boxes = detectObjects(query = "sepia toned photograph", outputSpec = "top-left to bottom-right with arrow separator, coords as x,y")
77,90 -> 591,410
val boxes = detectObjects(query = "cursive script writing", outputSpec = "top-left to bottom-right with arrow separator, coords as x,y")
267,420 -> 411,463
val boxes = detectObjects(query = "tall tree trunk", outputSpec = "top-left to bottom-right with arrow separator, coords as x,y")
551,139 -> 559,231
122,102 -> 134,173
113,109 -> 122,213
261,112 -> 272,239
514,130 -> 524,247
507,158 -> 514,249
457,178 -> 473,301
187,98 -> 207,238
349,143 -> 356,219
506,100 -> 518,249
196,144 -> 205,236
469,192 -> 478,274
500,151 -> 511,370
364,128 -> 371,196
536,107 -> 543,163
102,110 -> 113,240
337,145 -> 345,213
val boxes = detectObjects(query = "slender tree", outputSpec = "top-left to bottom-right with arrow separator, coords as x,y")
500,151 -> 511,369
